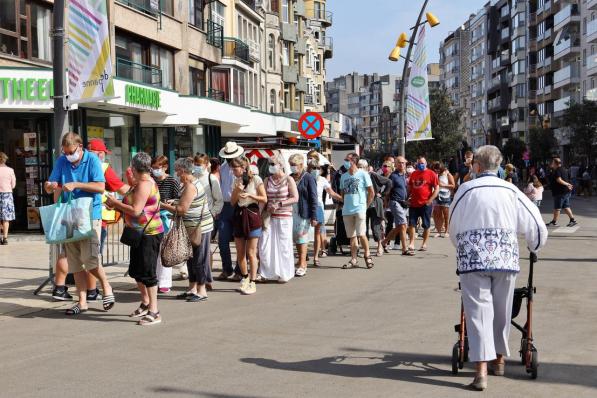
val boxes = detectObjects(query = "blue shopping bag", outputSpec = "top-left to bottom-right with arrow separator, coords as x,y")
39,193 -> 95,244
159,209 -> 173,234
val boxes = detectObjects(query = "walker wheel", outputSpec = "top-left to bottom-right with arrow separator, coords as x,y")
520,338 -> 528,365
527,347 -> 538,379
451,343 -> 459,375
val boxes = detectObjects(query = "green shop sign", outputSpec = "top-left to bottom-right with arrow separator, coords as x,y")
0,77 -> 54,102
125,84 -> 161,110
410,76 -> 426,88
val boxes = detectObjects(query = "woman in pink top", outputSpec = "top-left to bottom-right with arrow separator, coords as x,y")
524,175 -> 544,208
0,152 -> 16,245
258,152 -> 298,282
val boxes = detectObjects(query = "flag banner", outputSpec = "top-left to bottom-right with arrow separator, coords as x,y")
406,25 -> 432,142
66,0 -> 115,105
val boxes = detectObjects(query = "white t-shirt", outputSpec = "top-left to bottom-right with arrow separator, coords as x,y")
316,175 -> 330,207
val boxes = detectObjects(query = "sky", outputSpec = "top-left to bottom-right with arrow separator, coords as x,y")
326,0 -> 490,80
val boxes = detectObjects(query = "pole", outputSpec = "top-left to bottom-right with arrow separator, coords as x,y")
53,0 -> 69,147
398,0 -> 430,157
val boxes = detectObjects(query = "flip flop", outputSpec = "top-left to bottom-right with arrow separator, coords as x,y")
402,250 -> 415,256
65,303 -> 88,316
418,247 -> 428,252
102,294 -> 116,311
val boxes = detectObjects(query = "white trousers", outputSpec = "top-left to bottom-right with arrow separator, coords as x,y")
259,217 -> 294,282
156,251 -> 172,289
460,271 -> 517,362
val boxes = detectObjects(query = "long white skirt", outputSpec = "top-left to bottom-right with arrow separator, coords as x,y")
259,217 -> 294,282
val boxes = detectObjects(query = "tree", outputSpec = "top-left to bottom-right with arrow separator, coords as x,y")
528,127 -> 558,165
563,99 -> 597,164
501,137 -> 526,168
405,88 -> 463,162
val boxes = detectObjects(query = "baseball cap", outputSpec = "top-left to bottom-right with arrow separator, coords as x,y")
88,139 -> 112,154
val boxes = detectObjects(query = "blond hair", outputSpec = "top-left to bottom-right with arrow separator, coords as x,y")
61,132 -> 83,147
0,152 -> 8,164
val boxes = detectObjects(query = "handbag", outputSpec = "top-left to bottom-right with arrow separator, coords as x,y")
39,193 -> 94,244
120,206 -> 158,248
161,216 -> 193,267
188,201 -> 207,247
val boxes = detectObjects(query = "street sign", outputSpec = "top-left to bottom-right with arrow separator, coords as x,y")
298,112 -> 324,140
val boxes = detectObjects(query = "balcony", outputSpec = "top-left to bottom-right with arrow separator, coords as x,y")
308,8 -> 333,26
553,64 -> 580,89
239,0 -> 256,11
304,94 -> 314,105
554,94 -> 579,113
282,64 -> 298,83
207,20 -> 224,49
246,39 -> 260,62
511,48 -> 526,61
589,0 -> 597,11
501,28 -> 510,40
223,37 -> 250,64
488,97 -> 502,110
296,37 -> 307,55
116,0 -> 159,18
588,19 -> 597,43
553,36 -> 580,60
321,36 -> 333,59
281,23 -> 298,42
297,76 -> 308,93
587,53 -> 597,76
116,57 -> 162,87
553,4 -> 579,32
207,88 -> 227,101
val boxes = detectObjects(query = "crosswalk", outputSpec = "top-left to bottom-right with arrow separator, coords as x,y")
552,226 -> 580,234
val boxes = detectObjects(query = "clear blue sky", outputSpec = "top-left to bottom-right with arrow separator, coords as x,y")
326,0 -> 489,80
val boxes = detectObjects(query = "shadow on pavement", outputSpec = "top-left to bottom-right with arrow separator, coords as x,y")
241,347 -> 597,391
150,387 -> 272,398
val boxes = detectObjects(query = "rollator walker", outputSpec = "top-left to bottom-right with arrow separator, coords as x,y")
451,253 -> 539,379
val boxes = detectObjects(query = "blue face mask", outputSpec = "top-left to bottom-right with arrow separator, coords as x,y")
193,166 -> 204,175
343,160 -> 351,169
417,163 -> 426,171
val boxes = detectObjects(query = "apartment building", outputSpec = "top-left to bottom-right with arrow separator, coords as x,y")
0,0 -> 332,231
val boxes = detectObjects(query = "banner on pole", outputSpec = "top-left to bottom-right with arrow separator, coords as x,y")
406,26 -> 432,142
66,0 -> 115,105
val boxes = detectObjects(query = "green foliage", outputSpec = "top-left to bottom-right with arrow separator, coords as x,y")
562,99 -> 597,164
528,127 -> 558,164
405,88 -> 463,162
501,137 -> 526,167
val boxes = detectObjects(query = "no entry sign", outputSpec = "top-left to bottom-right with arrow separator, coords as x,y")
298,112 -> 325,140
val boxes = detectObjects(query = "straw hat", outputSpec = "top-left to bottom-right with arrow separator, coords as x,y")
219,141 -> 244,159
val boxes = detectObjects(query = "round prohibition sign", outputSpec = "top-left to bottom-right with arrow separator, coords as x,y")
298,112 -> 325,140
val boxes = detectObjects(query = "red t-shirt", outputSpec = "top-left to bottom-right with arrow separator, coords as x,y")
408,169 -> 439,207
104,166 -> 125,193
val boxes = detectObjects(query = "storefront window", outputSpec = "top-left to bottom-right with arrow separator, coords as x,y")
163,127 -> 193,161
86,110 -> 138,180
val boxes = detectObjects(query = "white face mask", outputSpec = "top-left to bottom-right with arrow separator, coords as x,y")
152,168 -> 164,178
65,148 -> 81,163
406,167 -> 415,174
268,165 -> 279,174
290,166 -> 299,174
311,170 -> 320,178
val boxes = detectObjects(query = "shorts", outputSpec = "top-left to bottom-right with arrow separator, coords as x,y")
408,205 -> 432,229
128,233 -> 163,287
293,214 -> 311,245
343,212 -> 366,238
316,205 -> 325,225
249,228 -> 262,238
553,193 -> 571,210
436,196 -> 452,207
64,220 -> 102,273
389,200 -> 407,226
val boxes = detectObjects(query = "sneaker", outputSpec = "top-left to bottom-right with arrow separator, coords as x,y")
52,286 -> 73,301
546,220 -> 558,227
86,288 -> 102,301
567,219 -> 578,227
392,244 -> 401,251
242,281 -> 256,295
231,273 -> 243,282
158,287 -> 171,294
0,237 -> 7,245
295,267 -> 307,277
239,277 -> 250,292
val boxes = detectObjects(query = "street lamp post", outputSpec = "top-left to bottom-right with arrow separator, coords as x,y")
388,0 -> 439,157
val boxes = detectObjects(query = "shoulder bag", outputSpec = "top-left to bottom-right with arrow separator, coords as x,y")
120,204 -> 158,248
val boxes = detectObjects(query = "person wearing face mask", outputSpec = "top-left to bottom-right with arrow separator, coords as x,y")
151,155 -> 181,292
258,152 -> 299,282
308,159 -> 342,267
406,156 -> 440,253
44,132 -> 115,316
289,154 -> 318,277
360,159 -> 392,257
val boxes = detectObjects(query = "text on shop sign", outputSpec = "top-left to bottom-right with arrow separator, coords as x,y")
125,84 -> 161,110
0,78 -> 54,102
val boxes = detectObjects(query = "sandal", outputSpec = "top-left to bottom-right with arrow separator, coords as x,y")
176,291 -> 194,300
342,258 -> 358,269
364,256 -> 374,269
186,294 -> 208,303
402,250 -> 415,256
313,259 -> 321,267
320,250 -> 328,258
102,294 -> 115,311
129,302 -> 149,318
418,246 -> 428,252
65,303 -> 87,316
138,311 -> 161,326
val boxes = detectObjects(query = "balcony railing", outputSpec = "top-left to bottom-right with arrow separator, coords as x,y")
501,28 -> 509,39
554,94 -> 579,112
208,88 -> 226,101
554,3 -> 579,27
488,97 -> 502,109
240,0 -> 256,11
116,57 -> 162,86
247,39 -> 260,61
587,53 -> 597,72
207,20 -> 224,49
223,37 -> 250,64
554,64 -> 580,84
304,94 -> 314,105
309,8 -> 333,25
588,18 -> 597,39
116,0 -> 159,17
554,36 -> 580,57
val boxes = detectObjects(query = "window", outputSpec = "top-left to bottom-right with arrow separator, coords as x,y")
151,44 -> 174,89
0,0 -> 52,62
315,54 -> 321,73
189,0 -> 204,29
283,83 -> 290,110
270,89 -> 276,113
189,67 -> 206,96
233,69 -> 245,106
315,84 -> 321,104
268,34 -> 275,69
282,42 -> 289,66
211,69 -> 229,101
270,0 -> 279,14
160,0 -> 173,16
211,1 -> 225,28
281,0 -> 289,23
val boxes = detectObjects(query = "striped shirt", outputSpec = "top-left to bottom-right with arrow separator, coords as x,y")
266,175 -> 292,218
182,178 -> 214,234
123,181 -> 164,235
156,175 -> 181,202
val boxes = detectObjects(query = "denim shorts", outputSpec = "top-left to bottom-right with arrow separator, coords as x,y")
436,196 -> 452,207
316,205 -> 325,225
553,193 -> 571,210
408,205 -> 432,229
389,200 -> 407,226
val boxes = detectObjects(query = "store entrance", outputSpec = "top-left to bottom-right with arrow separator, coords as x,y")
0,115 -> 52,231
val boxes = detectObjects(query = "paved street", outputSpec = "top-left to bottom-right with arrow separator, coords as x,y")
1,196 -> 596,398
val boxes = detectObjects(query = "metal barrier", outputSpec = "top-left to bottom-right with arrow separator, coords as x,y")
103,220 -> 130,266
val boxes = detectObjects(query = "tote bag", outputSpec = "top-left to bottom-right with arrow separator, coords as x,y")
161,216 -> 193,267
39,193 -> 94,244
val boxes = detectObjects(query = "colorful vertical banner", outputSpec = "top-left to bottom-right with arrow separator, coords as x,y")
406,25 -> 432,142
66,0 -> 115,105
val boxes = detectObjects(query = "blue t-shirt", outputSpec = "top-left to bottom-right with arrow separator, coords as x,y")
389,171 -> 408,202
48,150 -> 106,220
340,170 -> 372,216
